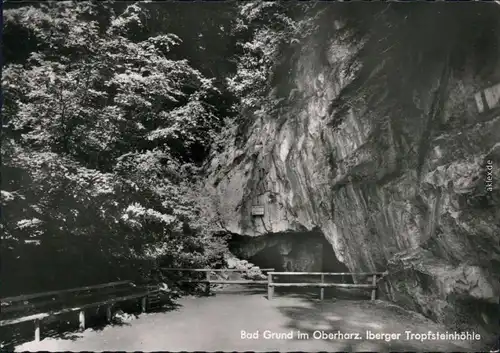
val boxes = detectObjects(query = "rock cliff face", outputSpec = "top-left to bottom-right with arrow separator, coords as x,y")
206,3 -> 500,337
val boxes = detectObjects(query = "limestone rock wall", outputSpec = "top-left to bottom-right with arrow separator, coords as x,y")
206,3 -> 500,337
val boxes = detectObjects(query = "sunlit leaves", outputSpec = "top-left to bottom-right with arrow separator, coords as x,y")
2,0 -> 228,286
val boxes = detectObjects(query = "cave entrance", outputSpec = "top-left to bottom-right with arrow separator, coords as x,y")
228,230 -> 350,273
247,244 -> 286,271
229,230 -> 354,297
228,230 -> 357,297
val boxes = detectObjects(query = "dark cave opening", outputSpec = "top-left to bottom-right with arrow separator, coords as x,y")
247,244 -> 286,272
228,230 -> 350,274
228,230 -> 362,297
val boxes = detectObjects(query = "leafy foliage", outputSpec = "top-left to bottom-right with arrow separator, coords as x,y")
2,1 -> 230,295
221,2 -> 320,147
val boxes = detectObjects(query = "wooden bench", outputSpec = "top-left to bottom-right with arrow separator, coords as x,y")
0,280 -> 157,342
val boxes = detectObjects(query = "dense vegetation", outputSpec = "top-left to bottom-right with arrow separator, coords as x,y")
1,1 -> 316,296
1,1 -> 237,296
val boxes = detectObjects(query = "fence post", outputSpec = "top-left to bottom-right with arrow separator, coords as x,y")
205,272 -> 211,296
34,319 -> 41,342
371,274 -> 377,300
78,310 -> 86,330
141,296 -> 147,312
320,273 -> 325,301
267,273 -> 274,300
106,305 -> 112,322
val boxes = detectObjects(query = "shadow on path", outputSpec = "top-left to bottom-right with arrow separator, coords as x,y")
2,300 -> 182,352
275,296 -> 484,351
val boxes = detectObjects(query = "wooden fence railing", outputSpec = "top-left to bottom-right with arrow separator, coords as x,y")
160,268 -> 275,294
0,281 -> 159,342
161,268 -> 388,301
267,271 -> 387,300
160,268 -> 275,272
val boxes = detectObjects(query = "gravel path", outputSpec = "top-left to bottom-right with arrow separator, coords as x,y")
15,286 -> 485,352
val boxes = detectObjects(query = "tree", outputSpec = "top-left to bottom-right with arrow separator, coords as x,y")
2,1 -> 229,296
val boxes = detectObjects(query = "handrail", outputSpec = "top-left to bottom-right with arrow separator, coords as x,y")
162,267 -> 274,296
180,280 -> 268,285
1,280 -> 132,303
266,271 -> 388,301
0,280 -> 155,343
270,283 -> 375,288
268,271 -> 385,276
0,290 -> 150,326
160,268 -> 274,272
160,268 -> 389,302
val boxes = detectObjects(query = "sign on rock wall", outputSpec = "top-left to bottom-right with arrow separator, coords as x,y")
475,83 -> 500,113
251,206 -> 265,216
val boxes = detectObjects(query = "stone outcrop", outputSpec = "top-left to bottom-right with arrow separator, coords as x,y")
223,254 -> 266,280
206,4 -> 500,338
